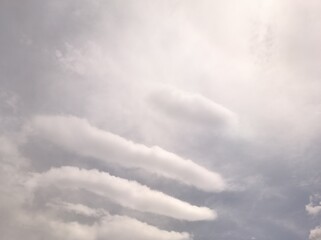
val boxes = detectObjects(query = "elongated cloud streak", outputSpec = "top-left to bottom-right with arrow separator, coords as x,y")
45,201 -> 191,240
46,201 -> 108,218
150,87 -> 238,129
19,213 -> 191,240
96,215 -> 191,240
28,166 -> 216,221
28,115 -> 226,192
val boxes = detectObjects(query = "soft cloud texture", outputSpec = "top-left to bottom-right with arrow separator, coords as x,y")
13,212 -> 191,240
46,201 -> 108,218
310,226 -> 321,240
1,0 -> 321,239
28,166 -> 216,221
45,201 -> 191,240
28,115 -> 226,192
306,194 -> 321,240
150,87 -> 238,130
306,203 -> 321,216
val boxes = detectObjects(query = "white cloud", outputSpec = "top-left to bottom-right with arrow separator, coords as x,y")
27,166 -> 216,221
149,87 -> 238,130
306,195 -> 321,216
306,203 -> 321,216
96,215 -> 191,240
45,201 -> 191,240
46,200 -> 107,218
50,215 -> 191,240
18,212 -> 188,240
310,226 -> 321,240
28,115 -> 226,192
306,195 -> 321,239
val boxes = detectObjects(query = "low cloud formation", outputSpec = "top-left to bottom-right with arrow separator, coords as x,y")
28,115 -> 226,192
28,166 -> 216,221
150,87 -> 238,130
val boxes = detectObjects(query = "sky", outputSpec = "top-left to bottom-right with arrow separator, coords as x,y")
1,0 -> 321,239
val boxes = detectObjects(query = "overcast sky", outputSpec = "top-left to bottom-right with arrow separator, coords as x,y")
1,0 -> 321,239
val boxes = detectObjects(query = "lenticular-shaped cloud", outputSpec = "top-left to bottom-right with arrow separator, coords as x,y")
28,115 -> 226,192
27,166 -> 216,221
149,87 -> 238,129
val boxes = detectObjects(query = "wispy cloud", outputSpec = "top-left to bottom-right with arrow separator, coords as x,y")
28,115 -> 226,192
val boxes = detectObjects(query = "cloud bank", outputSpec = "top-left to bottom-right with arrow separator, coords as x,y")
28,115 -> 226,192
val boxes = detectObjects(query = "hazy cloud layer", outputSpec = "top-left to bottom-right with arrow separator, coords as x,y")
1,0 -> 321,239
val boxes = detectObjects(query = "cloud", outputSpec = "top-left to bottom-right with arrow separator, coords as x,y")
95,214 -> 191,240
149,87 -> 238,130
28,115 -> 226,192
306,195 -> 321,216
310,226 -> 321,240
46,200 -> 107,218
306,203 -> 321,216
14,212 -> 191,240
45,201 -> 191,240
27,166 -> 216,221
